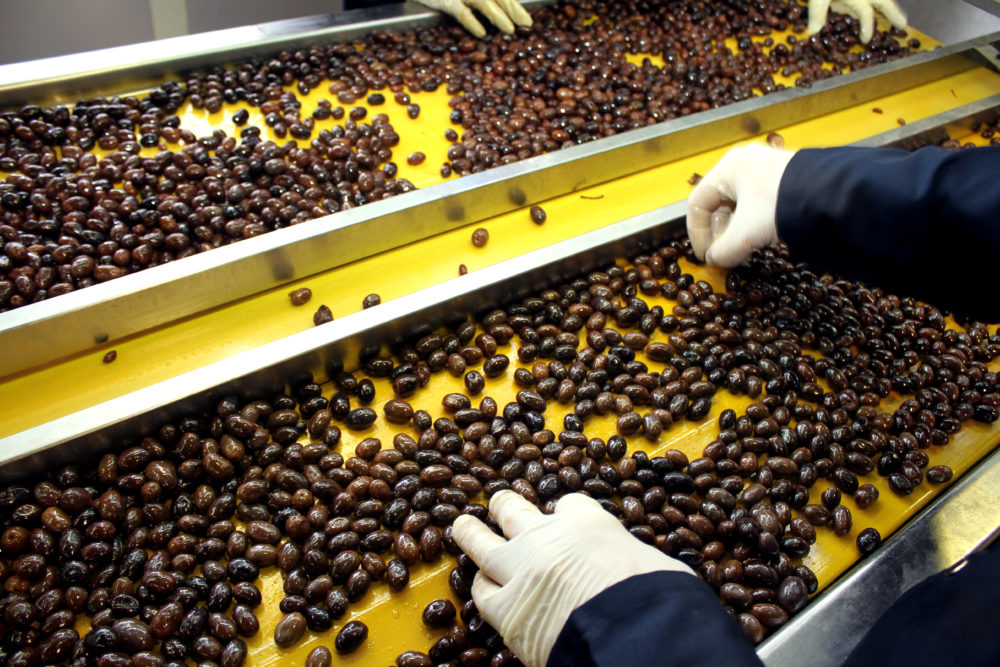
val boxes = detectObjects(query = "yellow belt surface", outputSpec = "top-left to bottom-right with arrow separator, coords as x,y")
4,31 -> 1000,440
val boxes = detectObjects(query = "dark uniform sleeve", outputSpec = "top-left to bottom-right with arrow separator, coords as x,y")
776,145 -> 1000,322
546,571 -> 762,667
844,545 -> 1000,665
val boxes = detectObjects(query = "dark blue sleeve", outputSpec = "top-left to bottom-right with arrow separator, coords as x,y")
546,571 -> 762,667
776,145 -> 1000,321
844,545 -> 1000,665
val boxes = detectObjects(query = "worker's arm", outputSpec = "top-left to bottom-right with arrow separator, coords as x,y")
547,571 -> 762,667
452,491 -> 761,667
780,145 -> 1000,321
688,144 -> 1000,321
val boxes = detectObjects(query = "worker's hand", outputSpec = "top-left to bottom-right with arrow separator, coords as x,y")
416,0 -> 532,39
452,491 -> 695,667
807,0 -> 908,44
687,144 -> 794,269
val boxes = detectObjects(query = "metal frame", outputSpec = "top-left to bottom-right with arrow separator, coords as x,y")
904,0 -> 1000,43
0,201 -> 687,482
2,20 -> 999,378
852,91 -> 1000,148
962,0 -> 1000,19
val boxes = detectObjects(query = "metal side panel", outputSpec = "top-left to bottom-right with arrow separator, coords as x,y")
906,0 -> 1000,42
0,202 -> 687,483
960,0 -> 1000,20
852,91 -> 1000,148
757,445 -> 1000,666
2,33 -> 998,379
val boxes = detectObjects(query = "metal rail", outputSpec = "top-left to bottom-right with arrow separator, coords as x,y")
0,202 -> 687,482
962,0 -> 1000,20
852,91 -> 1000,148
2,21 -> 998,378
906,0 -> 1000,42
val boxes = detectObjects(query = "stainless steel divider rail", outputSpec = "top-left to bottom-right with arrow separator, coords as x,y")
0,201 -> 686,482
2,24 -> 998,378
852,90 -> 1000,148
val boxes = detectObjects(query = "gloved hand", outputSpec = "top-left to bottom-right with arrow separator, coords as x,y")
807,0 -> 908,44
686,144 -> 794,269
452,490 -> 696,667
416,0 -> 532,39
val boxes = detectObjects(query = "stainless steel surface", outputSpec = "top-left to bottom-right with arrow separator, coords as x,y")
853,92 -> 1000,148
3,34 -> 997,380
903,0 -> 1000,42
961,0 -> 1000,20
0,202 -> 687,482
757,445 -> 1000,666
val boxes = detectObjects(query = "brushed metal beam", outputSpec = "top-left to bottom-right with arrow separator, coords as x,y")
852,91 -> 1000,149
2,32 -> 997,379
0,202 -> 687,483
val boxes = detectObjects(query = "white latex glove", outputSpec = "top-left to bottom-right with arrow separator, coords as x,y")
417,0 -> 532,39
686,144 -> 794,269
808,0 -> 908,44
452,490 -> 695,667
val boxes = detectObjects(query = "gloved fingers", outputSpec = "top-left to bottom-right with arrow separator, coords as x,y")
839,0 -> 876,43
871,0 -> 907,30
418,0 -> 488,38
470,571 -> 505,628
466,0 -> 516,34
807,0 -> 833,36
495,0 -> 533,27
453,1 -> 490,39
453,514 -> 510,579
710,203 -> 735,241
686,181 -> 725,262
704,234 -> 751,270
489,489 -> 545,539
704,208 -> 766,269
